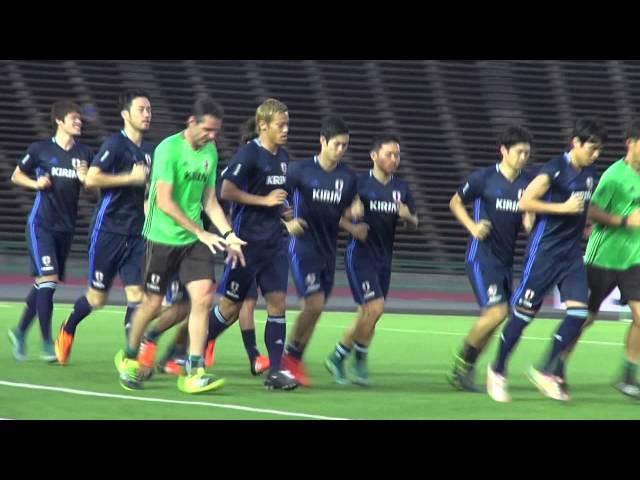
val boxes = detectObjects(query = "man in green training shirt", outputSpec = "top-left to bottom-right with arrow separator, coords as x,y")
115,96 -> 246,394
555,119 -> 640,399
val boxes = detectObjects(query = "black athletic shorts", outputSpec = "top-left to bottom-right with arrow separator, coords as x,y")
587,264 -> 640,313
143,240 -> 215,295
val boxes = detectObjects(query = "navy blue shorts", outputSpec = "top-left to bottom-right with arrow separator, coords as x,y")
218,241 -> 288,303
289,244 -> 336,299
465,257 -> 513,308
216,278 -> 258,301
512,256 -> 588,310
87,230 -> 144,291
345,244 -> 391,305
25,223 -> 73,280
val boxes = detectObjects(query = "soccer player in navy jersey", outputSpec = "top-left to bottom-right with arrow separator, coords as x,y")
207,99 -> 303,390
325,134 -> 418,386
280,115 -> 359,387
8,100 -> 91,361
54,90 -> 152,365
446,125 -> 534,392
488,118 -> 607,402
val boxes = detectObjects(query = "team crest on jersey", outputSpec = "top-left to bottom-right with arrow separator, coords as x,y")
335,179 -> 344,192
392,190 -> 402,203
517,189 -> 524,200
204,160 -> 209,171
71,158 -> 81,169
281,162 -> 287,174
586,177 -> 593,190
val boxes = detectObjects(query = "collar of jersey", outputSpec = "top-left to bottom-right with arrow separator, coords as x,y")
369,169 -> 393,182
51,136 -> 75,150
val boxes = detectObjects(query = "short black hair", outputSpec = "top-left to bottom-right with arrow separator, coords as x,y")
498,125 -> 532,149
370,134 -> 401,153
192,96 -> 224,122
572,118 -> 608,145
624,119 -> 640,142
118,89 -> 150,112
320,115 -> 349,142
240,117 -> 258,144
51,100 -> 81,130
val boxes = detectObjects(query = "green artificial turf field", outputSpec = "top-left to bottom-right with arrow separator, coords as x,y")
1,301 -> 637,419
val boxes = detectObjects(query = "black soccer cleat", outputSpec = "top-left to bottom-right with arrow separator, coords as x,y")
447,368 -> 481,393
264,370 -> 298,391
614,381 -> 640,400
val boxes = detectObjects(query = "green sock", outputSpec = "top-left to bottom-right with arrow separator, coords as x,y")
623,359 -> 637,384
125,346 -> 138,360
188,355 -> 204,374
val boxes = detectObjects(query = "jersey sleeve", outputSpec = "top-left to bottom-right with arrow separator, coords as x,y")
151,141 -> 176,185
17,143 -> 40,174
221,146 -> 254,189
91,136 -> 121,172
404,182 -> 417,215
538,159 -> 562,187
285,160 -> 301,195
344,173 -> 358,208
456,170 -> 484,203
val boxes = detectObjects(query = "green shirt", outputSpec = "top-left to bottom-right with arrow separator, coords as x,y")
143,132 -> 217,246
584,159 -> 640,269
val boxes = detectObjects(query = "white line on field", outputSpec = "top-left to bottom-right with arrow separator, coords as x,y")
0,304 -> 624,346
0,381 -> 348,420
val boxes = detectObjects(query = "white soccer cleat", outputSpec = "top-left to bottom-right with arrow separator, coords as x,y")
527,366 -> 568,401
487,365 -> 511,403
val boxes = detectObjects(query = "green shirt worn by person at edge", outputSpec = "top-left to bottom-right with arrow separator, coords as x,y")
585,159 -> 640,270
143,131 -> 217,246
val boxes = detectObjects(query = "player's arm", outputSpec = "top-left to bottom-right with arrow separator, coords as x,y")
522,212 -> 536,234
343,195 -> 364,221
203,186 -> 235,239
202,186 -> 247,267
398,204 -> 419,230
339,216 -> 369,242
220,179 -> 286,207
449,192 -> 490,240
85,142 -> 147,189
588,204 -> 640,228
85,164 -> 147,188
11,166 -> 50,191
518,174 -> 583,215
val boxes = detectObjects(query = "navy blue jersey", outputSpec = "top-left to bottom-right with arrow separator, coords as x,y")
526,153 -> 597,260
458,164 -> 533,267
221,139 -> 289,245
18,138 -> 93,233
288,156 -> 358,259
90,130 -> 154,235
349,170 -> 416,262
